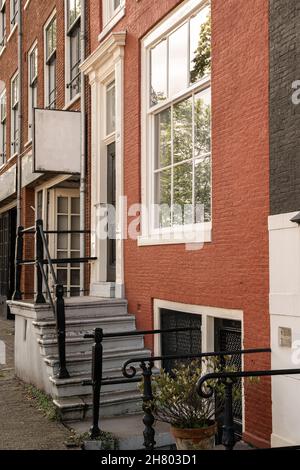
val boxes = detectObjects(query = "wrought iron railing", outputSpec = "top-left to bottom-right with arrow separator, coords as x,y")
83,326 -> 271,450
197,367 -> 300,450
12,219 -> 96,379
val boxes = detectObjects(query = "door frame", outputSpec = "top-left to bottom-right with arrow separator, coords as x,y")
153,299 -> 245,431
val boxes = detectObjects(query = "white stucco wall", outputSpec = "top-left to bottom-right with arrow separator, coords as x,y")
269,211 -> 300,446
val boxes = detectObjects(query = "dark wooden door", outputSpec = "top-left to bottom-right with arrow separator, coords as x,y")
214,318 -> 242,441
107,142 -> 116,283
0,208 -> 16,318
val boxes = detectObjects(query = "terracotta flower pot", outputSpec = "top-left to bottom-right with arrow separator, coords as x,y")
171,422 -> 217,450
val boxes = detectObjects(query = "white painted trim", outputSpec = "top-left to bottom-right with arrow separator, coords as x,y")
81,32 -> 126,298
153,299 -> 244,429
43,9 -> 56,109
0,45 -> 6,58
24,0 -> 31,10
98,4 -> 125,42
6,22 -> 17,42
64,0 -> 81,106
268,211 -> 299,231
0,199 -> 16,214
28,40 -> 38,142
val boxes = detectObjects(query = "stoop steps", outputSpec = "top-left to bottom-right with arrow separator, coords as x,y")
31,297 -> 151,421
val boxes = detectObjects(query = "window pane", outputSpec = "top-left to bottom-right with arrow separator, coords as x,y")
57,233 -> 68,250
71,269 -> 80,286
57,215 -> 68,231
70,287 -> 80,297
71,233 -> 80,250
173,162 -> 193,225
114,0 -> 121,9
71,215 -> 80,231
190,6 -> 211,84
173,97 -> 193,164
155,169 -> 171,228
58,197 -> 68,214
57,269 -> 67,285
194,88 -> 211,158
169,23 -> 188,97
150,40 -> 167,106
106,81 -> 115,135
156,108 -> 171,169
71,197 -> 80,214
57,250 -> 68,267
194,156 -> 211,222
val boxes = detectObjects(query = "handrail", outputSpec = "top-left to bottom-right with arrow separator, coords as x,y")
83,326 -> 271,449
12,219 -> 95,380
197,367 -> 300,450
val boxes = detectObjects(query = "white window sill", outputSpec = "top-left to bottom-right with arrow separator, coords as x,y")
24,0 -> 31,10
24,139 -> 32,148
64,93 -> 81,110
138,223 -> 212,246
7,23 -> 17,43
0,45 -> 6,58
98,6 -> 125,42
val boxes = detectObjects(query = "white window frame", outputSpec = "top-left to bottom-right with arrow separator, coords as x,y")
153,298 -> 245,430
10,0 -> 17,28
0,0 -> 6,53
44,11 -> 57,109
28,41 -> 38,143
140,0 -> 211,246
0,88 -> 6,166
64,0 -> 81,106
10,70 -> 19,157
100,0 -> 125,40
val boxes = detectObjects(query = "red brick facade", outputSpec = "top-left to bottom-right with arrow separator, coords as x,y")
0,0 -> 271,447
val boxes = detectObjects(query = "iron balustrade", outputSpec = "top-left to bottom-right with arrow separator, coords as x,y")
197,367 -> 300,450
12,219 -> 96,379
83,326 -> 271,450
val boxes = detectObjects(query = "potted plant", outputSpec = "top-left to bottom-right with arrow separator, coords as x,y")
149,359 -> 232,450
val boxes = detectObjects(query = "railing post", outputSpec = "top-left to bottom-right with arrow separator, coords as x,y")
12,225 -> 24,301
55,284 -> 69,379
90,327 -> 103,439
222,379 -> 236,451
141,360 -> 156,450
35,219 -> 46,304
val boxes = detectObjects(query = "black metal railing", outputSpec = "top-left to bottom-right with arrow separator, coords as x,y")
83,326 -> 270,449
197,367 -> 300,450
12,219 -> 96,379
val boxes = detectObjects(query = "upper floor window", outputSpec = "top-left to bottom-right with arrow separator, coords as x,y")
102,0 -> 125,27
28,44 -> 38,141
106,81 -> 115,136
45,16 -> 57,108
11,72 -> 19,155
10,0 -> 17,28
141,1 -> 211,243
0,1 -> 6,50
0,90 -> 6,165
66,0 -> 81,101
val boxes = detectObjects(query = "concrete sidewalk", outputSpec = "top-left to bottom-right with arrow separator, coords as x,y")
0,317 -> 71,450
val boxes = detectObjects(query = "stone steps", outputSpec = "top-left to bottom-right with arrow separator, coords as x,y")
54,390 -> 143,421
44,348 -> 151,376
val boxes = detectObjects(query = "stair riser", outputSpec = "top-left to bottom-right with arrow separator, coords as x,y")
46,361 -> 143,377
34,318 -> 137,338
39,336 -> 145,356
57,399 -> 142,422
64,304 -> 128,318
51,380 -> 139,399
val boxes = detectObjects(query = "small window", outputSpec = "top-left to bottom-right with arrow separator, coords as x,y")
106,81 -> 115,136
10,0 -> 17,28
0,1 -> 6,50
103,0 -> 125,26
11,72 -> 19,155
28,45 -> 38,140
66,0 -> 81,101
0,90 -> 6,164
45,16 -> 57,109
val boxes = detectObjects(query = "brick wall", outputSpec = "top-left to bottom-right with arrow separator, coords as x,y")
270,0 -> 300,215
109,0 -> 271,446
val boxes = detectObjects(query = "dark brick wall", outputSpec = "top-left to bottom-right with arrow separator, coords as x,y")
270,0 -> 300,215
